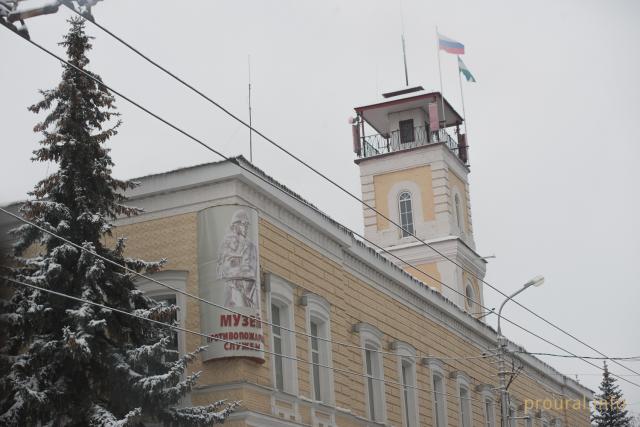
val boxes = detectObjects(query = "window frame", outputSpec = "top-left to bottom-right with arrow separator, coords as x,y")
134,270 -> 188,358
301,293 -> 334,404
268,275 -> 298,395
454,192 -> 464,232
452,371 -> 473,427
428,359 -> 448,427
465,280 -> 476,312
354,322 -> 386,423
477,384 -> 496,427
398,191 -> 415,238
399,118 -> 415,144
392,341 -> 419,427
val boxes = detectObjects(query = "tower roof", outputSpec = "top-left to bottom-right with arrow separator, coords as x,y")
355,90 -> 463,136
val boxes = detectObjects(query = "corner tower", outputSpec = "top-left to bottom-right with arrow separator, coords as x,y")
352,86 -> 487,315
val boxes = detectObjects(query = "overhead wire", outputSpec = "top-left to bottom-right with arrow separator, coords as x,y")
1,276 -> 493,404
2,26 -> 639,390
514,351 -> 640,361
0,206 -> 495,366
61,4 -> 640,380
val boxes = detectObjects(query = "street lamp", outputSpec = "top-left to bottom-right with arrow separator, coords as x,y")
497,275 -> 545,427
497,275 -> 544,335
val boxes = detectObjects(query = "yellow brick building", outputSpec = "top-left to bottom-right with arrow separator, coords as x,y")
1,89 -> 592,427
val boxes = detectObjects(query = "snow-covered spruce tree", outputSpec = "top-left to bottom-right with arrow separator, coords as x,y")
592,362 -> 632,427
0,18 -> 236,426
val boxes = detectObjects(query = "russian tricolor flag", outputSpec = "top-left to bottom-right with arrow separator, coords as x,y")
438,33 -> 465,55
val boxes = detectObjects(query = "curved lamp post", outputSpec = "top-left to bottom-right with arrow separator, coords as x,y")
497,275 -> 545,427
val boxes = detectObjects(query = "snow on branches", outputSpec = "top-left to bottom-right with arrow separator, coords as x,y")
0,17 -> 237,426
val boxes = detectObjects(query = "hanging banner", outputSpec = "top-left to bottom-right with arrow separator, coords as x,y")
197,205 -> 265,362
428,102 -> 440,132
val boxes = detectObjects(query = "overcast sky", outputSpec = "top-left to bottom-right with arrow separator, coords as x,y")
2,0 -> 639,412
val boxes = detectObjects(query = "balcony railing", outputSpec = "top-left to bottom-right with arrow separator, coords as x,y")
359,125 -> 466,163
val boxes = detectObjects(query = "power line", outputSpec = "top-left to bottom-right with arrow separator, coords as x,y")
514,351 -> 640,361
62,6 -> 640,380
0,206 -> 494,366
1,276 -> 493,404
2,28 -> 638,391
570,374 -> 640,377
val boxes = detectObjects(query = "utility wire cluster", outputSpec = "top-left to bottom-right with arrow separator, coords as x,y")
59,4 -> 640,384
0,7 -> 637,398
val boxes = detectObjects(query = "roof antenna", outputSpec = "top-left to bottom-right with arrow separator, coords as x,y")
248,54 -> 253,162
400,0 -> 409,86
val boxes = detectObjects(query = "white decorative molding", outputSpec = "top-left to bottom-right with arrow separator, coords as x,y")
302,292 -> 335,405
267,274 -> 299,397
392,340 -> 419,427
352,322 -> 384,342
353,322 -> 387,424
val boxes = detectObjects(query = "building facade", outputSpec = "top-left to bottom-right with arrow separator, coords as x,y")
1,90 -> 592,426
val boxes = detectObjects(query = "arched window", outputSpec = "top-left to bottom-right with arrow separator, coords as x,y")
454,193 -> 464,232
399,191 -> 414,237
465,281 -> 475,312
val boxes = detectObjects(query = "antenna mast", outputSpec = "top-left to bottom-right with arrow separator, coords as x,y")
401,35 -> 409,87
400,0 -> 409,86
248,55 -> 253,162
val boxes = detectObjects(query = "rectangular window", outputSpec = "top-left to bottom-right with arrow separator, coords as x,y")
460,386 -> 471,427
402,363 -> 411,425
310,321 -> 321,400
271,304 -> 284,391
365,348 -> 377,420
485,398 -> 495,427
432,374 -> 445,427
399,119 -> 415,143
401,359 -> 417,427
151,295 -> 179,363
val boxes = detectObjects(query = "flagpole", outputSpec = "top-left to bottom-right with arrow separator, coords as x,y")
457,56 -> 468,140
436,26 -> 447,129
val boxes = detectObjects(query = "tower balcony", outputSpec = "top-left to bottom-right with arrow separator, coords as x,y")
358,125 -> 468,165
352,88 -> 469,166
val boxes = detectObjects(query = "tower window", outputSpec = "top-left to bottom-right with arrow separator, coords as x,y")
399,119 -> 415,144
465,281 -> 475,312
398,191 -> 414,237
454,193 -> 464,232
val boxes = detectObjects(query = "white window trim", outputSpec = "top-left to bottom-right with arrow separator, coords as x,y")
267,274 -> 298,396
451,371 -> 473,427
301,293 -> 334,405
353,322 -> 386,423
465,279 -> 476,313
476,384 -> 496,427
428,358 -> 448,427
135,270 -> 188,357
452,187 -> 465,235
398,191 -> 415,238
387,180 -> 424,241
392,341 -> 419,427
